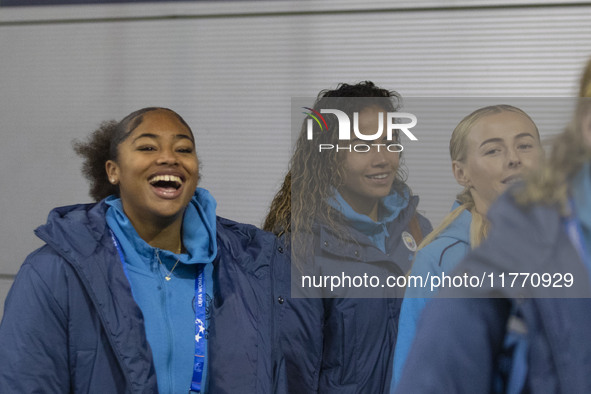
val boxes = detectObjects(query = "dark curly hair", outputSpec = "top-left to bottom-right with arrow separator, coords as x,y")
73,107 -> 194,202
264,81 -> 408,242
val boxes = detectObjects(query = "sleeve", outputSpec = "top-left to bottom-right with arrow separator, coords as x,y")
395,297 -> 510,394
392,238 -> 471,392
283,296 -> 325,393
391,245 -> 437,391
275,237 -> 326,394
0,257 -> 71,393
391,242 -> 443,390
392,295 -> 428,391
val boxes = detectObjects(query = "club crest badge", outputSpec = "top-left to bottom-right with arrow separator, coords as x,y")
401,231 -> 417,252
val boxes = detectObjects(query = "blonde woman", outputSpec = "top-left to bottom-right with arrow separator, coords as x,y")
392,105 -> 544,389
395,60 -> 591,393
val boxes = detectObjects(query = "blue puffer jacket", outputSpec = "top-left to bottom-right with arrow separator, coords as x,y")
395,191 -> 591,394
274,195 -> 432,394
0,200 -> 278,393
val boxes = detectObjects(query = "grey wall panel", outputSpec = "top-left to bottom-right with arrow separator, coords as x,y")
1,2 -> 591,317
0,278 -> 14,319
3,1 -> 591,21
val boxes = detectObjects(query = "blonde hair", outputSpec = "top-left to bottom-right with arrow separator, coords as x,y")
514,59 -> 591,211
419,105 -> 539,250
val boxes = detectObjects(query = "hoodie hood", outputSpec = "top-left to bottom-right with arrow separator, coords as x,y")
35,201 -> 110,260
105,187 -> 218,266
105,187 -> 217,393
327,187 -> 410,230
326,187 -> 412,253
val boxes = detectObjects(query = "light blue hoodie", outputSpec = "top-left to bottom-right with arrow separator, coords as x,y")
392,202 -> 471,390
327,188 -> 410,253
105,188 -> 217,394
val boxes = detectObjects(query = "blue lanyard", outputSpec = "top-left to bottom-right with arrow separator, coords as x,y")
190,268 -> 206,393
565,200 -> 591,284
109,231 -> 207,393
110,230 -> 131,282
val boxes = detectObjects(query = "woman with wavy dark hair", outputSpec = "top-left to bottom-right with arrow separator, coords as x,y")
0,107 -> 278,393
266,81 -> 432,393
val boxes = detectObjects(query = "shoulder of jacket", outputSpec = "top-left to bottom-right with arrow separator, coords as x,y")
22,244 -> 73,277
14,245 -> 73,317
35,201 -> 108,257
488,192 -> 563,245
214,217 -> 278,279
415,211 -> 434,233
397,195 -> 433,233
217,215 -> 266,235
216,216 -> 276,248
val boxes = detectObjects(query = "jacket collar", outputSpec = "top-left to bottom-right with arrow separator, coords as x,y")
104,188 -> 218,268
318,194 -> 420,260
326,188 -> 410,233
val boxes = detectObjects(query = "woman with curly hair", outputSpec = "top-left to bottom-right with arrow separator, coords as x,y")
0,107 -> 278,393
395,60 -> 591,393
266,81 -> 432,393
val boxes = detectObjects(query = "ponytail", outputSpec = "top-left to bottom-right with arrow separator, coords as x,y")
416,187 -> 488,252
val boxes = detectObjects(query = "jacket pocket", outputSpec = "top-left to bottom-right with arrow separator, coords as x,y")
320,302 -> 359,391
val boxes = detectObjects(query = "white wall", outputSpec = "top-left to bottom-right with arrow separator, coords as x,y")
1,0 -> 591,317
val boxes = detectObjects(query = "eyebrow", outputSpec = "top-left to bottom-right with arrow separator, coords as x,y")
479,138 -> 503,148
133,133 -> 194,143
479,132 -> 536,148
513,132 -> 536,140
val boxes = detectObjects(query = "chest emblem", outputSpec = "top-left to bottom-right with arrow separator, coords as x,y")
401,231 -> 417,252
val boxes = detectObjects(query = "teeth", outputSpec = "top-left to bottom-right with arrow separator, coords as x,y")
149,175 -> 182,184
369,174 -> 388,179
503,176 -> 520,184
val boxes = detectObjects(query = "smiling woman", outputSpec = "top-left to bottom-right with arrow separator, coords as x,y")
392,104 -> 544,391
264,82 -> 433,393
452,108 -> 543,217
394,58 -> 591,394
0,107 -> 279,393
104,109 -> 200,248
339,106 -> 402,221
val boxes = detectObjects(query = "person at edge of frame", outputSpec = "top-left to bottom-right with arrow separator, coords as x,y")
395,60 -> 591,393
0,107 -> 279,393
